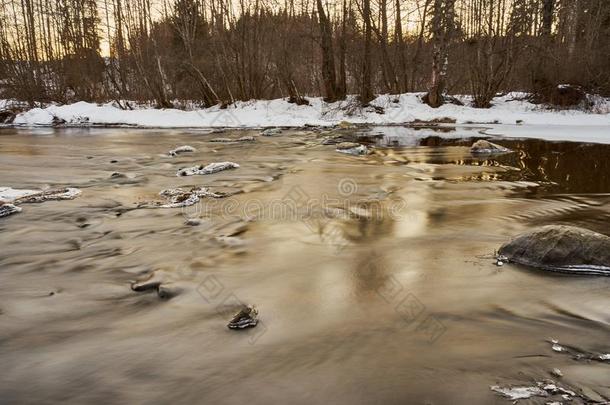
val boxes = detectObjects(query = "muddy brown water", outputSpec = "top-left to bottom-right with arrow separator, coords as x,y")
0,126 -> 609,404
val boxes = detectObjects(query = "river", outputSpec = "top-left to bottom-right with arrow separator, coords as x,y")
1,126 -> 609,403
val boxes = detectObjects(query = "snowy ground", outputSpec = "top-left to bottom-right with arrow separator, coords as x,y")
3,93 -> 610,144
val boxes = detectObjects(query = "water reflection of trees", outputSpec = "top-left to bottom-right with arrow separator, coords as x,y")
415,136 -> 610,194
496,140 -> 610,194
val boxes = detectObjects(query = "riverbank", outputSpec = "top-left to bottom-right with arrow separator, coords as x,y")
3,93 -> 610,144
3,93 -> 609,127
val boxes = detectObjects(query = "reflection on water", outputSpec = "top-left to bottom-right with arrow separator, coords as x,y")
0,126 -> 609,404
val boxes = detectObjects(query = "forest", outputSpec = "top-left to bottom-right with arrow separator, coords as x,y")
0,0 -> 609,109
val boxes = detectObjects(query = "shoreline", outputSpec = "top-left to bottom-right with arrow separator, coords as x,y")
1,92 -> 609,144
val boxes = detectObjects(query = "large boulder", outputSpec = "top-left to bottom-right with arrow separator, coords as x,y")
499,225 -> 610,275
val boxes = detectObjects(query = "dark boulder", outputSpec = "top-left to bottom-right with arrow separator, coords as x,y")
499,225 -> 610,275
0,109 -> 16,124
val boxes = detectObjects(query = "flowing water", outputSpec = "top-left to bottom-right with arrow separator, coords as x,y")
1,126 -> 609,404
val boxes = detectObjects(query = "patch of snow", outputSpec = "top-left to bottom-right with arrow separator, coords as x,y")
1,187 -> 81,203
5,93 -> 610,144
0,187 -> 39,202
483,124 -> 610,144
490,385 -> 548,400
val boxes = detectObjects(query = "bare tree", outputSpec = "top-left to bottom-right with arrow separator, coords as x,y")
316,0 -> 339,101
425,0 -> 456,108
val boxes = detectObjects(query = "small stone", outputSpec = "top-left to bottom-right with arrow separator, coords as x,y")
168,145 -> 196,156
0,203 -> 22,218
227,305 -> 259,329
176,162 -> 239,177
157,284 -> 182,300
551,368 -> 563,377
261,128 -> 282,136
185,218 -> 202,226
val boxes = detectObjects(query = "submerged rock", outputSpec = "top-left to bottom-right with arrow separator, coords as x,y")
470,139 -> 510,154
157,283 -> 183,300
131,270 -> 182,300
177,162 -> 239,177
156,187 -> 228,208
15,187 -> 81,203
551,368 -> 563,378
335,143 -> 369,156
215,236 -> 246,248
261,128 -> 282,136
227,305 -> 259,329
499,225 -> 610,275
209,136 -> 255,143
548,338 -> 610,363
0,203 -> 21,218
185,218 -> 203,226
168,145 -> 196,157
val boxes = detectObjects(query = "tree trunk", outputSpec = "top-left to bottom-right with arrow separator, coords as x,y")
541,0 -> 555,37
394,0 -> 408,92
360,0 -> 374,104
425,0 -> 454,108
336,0 -> 348,99
316,0 -> 338,102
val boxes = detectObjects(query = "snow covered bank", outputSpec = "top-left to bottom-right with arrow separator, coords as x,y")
4,92 -> 610,143
6,93 -> 609,128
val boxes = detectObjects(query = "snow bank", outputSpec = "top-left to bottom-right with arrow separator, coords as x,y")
0,187 -> 39,202
5,93 -> 610,143
8,94 -> 609,128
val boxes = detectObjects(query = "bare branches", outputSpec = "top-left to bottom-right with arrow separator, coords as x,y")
0,0 -> 609,107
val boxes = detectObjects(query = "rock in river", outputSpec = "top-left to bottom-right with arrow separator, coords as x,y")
209,136 -> 255,143
0,203 -> 21,218
335,142 -> 369,156
498,225 -> 610,275
227,305 -> 259,329
261,128 -> 282,136
470,139 -> 510,154
168,145 -> 196,157
177,162 -> 239,177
